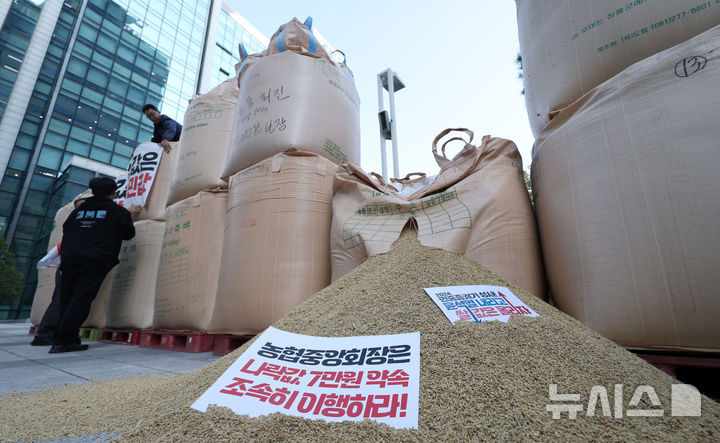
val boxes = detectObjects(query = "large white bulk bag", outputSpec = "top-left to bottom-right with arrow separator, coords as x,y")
222,51 -> 360,177
531,25 -> 720,352
516,0 -> 720,135
209,150 -> 334,334
166,80 -> 237,206
104,220 -> 165,329
154,190 -> 227,331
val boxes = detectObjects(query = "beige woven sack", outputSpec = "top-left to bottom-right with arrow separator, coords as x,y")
209,150 -> 334,334
332,129 -> 546,299
166,80 -> 236,206
105,220 -> 165,329
517,0 -> 720,135
532,25 -> 720,351
223,51 -> 360,178
154,190 -> 227,331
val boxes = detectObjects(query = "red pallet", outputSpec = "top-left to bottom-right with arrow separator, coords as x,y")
634,351 -> 720,377
99,328 -> 142,346
212,334 -> 254,356
632,351 -> 720,402
28,326 -> 38,335
139,331 -> 214,353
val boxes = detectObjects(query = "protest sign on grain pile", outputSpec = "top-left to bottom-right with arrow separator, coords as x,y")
1,229 -> 718,442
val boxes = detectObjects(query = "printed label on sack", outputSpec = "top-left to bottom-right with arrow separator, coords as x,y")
191,327 -> 420,429
424,285 -> 539,324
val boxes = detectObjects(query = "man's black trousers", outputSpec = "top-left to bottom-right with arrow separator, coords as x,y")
55,261 -> 110,346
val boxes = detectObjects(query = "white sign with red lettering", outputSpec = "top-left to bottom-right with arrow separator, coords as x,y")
424,285 -> 539,324
191,327 -> 420,429
121,142 -> 163,208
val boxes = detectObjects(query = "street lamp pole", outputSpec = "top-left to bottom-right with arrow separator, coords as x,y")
377,68 -> 405,181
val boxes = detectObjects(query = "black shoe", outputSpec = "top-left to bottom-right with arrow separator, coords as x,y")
49,344 -> 89,354
31,336 -> 54,346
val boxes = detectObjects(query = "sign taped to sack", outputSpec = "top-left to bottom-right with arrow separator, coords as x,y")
119,142 -> 163,208
424,285 -> 539,324
191,327 -> 420,429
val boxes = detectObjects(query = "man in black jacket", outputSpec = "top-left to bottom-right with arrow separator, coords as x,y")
142,104 -> 182,153
50,177 -> 135,353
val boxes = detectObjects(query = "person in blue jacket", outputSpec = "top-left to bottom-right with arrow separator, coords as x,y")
142,104 -> 182,153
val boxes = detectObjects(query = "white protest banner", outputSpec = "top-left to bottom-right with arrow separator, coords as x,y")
191,326 -> 420,429
424,285 -> 539,324
123,142 -> 163,208
113,175 -> 127,207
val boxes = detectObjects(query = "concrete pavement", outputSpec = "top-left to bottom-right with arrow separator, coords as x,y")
0,320 -> 222,397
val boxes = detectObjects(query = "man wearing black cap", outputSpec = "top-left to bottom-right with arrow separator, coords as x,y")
50,177 -> 135,353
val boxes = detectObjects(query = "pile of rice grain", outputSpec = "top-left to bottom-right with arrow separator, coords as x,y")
1,229 -> 718,441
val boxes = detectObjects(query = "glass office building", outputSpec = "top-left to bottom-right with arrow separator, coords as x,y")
207,5 -> 267,89
0,0 -> 268,319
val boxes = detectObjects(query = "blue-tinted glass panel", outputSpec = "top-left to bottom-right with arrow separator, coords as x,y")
37,147 -> 63,170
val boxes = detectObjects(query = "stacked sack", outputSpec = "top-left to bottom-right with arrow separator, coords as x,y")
153,190 -> 227,331
332,128 -> 546,300
105,220 -> 165,329
208,17 -> 360,334
222,17 -> 360,176
518,0 -> 720,351
517,0 -> 720,135
209,150 -> 335,334
166,79 -> 237,207
153,66 -> 239,332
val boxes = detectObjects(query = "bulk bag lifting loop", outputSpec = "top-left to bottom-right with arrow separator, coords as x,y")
391,173 -> 427,190
431,128 -> 475,167
331,49 -> 353,80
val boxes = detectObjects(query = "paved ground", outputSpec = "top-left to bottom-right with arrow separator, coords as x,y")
0,320 -> 222,397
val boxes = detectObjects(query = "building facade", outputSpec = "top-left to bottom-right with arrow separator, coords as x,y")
0,0 -> 268,319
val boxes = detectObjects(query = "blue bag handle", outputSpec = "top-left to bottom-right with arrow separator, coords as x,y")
331,49 -> 353,79
237,43 -> 249,78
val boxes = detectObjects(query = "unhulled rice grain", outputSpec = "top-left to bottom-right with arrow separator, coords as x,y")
1,229 -> 718,441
